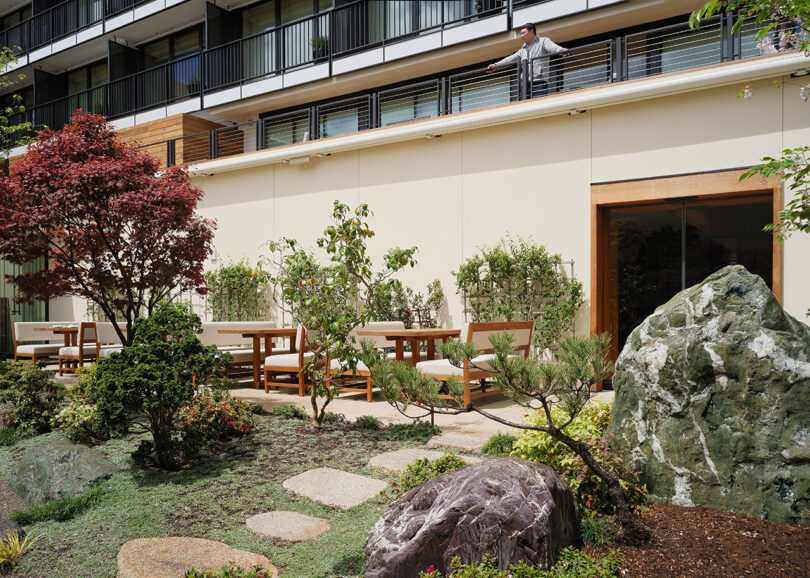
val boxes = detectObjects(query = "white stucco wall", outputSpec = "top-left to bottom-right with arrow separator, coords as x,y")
189,73 -> 809,329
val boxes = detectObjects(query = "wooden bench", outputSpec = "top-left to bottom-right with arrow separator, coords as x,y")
416,321 -> 534,406
12,322 -> 65,364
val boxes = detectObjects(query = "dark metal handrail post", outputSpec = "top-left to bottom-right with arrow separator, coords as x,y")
256,118 -> 265,151
519,60 -> 528,99
209,129 -> 219,160
167,139 -> 176,166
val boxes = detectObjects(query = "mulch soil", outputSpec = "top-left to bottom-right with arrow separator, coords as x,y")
588,503 -> 810,577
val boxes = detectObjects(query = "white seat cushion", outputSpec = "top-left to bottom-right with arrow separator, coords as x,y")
416,354 -> 497,377
16,344 -> 61,355
59,345 -> 98,357
98,346 -> 122,358
329,359 -> 370,373
385,351 -> 414,361
264,352 -> 313,369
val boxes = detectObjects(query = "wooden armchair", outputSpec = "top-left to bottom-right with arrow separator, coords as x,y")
263,325 -> 314,396
416,321 -> 534,406
58,322 -> 99,375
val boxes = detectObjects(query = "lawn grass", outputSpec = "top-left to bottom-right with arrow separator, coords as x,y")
0,414 -> 429,577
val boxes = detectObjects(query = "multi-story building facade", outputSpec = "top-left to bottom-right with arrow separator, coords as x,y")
1,0 -> 808,361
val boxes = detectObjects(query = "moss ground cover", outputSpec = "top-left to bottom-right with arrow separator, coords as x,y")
0,414 -> 422,577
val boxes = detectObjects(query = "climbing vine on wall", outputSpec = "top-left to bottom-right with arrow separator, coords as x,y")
454,235 -> 583,352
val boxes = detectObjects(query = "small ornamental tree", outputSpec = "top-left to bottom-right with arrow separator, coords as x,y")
373,333 -> 650,544
0,111 -> 215,345
265,201 -> 417,428
369,278 -> 445,328
94,303 -> 232,469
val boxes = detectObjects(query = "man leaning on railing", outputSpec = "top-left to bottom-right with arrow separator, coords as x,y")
487,22 -> 570,98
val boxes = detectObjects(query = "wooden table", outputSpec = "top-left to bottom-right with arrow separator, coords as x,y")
218,327 -> 298,389
356,327 -> 461,367
34,325 -> 78,347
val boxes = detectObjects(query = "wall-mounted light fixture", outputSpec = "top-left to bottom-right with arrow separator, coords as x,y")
283,156 -> 311,165
425,133 -> 442,139
792,69 -> 810,78
568,109 -> 587,115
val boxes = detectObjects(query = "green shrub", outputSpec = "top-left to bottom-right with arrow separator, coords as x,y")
393,453 -> 468,498
51,399 -> 106,442
11,486 -> 104,525
321,411 -> 346,425
0,428 -> 20,446
177,390 -> 256,453
353,415 -> 382,430
580,511 -> 616,546
271,404 -> 307,420
417,548 -> 625,577
94,303 -> 233,470
384,421 -> 441,442
185,563 -> 273,577
512,401 -> 646,514
247,402 -> 264,415
481,433 -> 516,456
71,365 -> 100,402
0,361 -> 65,435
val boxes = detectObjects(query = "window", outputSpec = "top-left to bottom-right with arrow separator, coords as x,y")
318,97 -> 370,137
263,109 -> 310,148
379,82 -> 439,126
141,26 -> 201,69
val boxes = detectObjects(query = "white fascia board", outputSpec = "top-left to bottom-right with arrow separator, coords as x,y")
513,0 -> 587,25
588,0 -> 625,7
443,14 -> 507,47
187,53 -> 808,177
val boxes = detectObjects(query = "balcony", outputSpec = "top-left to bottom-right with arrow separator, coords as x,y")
135,16 -> 789,168
0,0 -> 186,67
4,5 -> 786,154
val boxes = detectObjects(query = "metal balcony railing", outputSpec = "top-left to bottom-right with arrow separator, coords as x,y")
3,8 -> 790,154
0,0 -> 152,56
135,15 -> 789,168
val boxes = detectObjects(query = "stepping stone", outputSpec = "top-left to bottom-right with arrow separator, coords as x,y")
246,511 -> 330,543
283,467 -> 387,509
367,449 -> 482,476
117,537 -> 277,578
427,434 -> 485,453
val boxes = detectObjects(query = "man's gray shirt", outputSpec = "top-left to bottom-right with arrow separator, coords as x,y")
493,35 -> 565,82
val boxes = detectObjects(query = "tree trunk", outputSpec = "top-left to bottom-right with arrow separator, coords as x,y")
551,429 -> 650,544
151,412 -> 180,470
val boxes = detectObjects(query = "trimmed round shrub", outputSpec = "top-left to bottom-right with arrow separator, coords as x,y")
0,361 -> 65,435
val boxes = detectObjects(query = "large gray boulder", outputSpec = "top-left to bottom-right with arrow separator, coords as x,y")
8,438 -> 117,505
609,265 -> 810,525
365,457 -> 578,578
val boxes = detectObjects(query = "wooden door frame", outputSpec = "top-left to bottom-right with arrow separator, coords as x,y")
590,169 -> 783,360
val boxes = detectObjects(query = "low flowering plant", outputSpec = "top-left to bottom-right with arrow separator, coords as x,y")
177,389 -> 256,451
51,399 -> 106,442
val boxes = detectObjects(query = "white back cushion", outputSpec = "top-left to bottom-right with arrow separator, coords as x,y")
199,321 -> 277,347
13,322 -> 67,343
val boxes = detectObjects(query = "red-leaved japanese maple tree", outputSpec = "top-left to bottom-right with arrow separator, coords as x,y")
0,111 -> 215,345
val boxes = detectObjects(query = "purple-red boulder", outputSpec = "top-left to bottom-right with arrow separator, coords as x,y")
365,457 -> 579,577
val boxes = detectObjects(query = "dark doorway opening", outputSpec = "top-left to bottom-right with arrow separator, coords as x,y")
604,193 -> 773,354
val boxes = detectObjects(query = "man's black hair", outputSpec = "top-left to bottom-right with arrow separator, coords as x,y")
520,22 -> 536,34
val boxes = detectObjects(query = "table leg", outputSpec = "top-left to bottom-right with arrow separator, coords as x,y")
427,338 -> 436,360
410,339 -> 419,367
395,339 -> 404,363
252,336 -> 261,389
